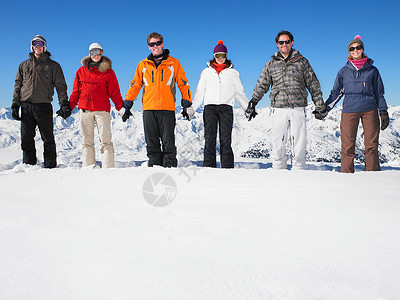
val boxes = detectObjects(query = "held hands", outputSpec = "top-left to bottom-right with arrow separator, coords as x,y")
245,99 -> 258,121
56,103 -> 72,119
181,99 -> 195,121
312,105 -> 328,120
11,103 -> 21,121
380,111 -> 389,130
182,106 -> 195,121
119,107 -> 133,122
120,100 -> 134,122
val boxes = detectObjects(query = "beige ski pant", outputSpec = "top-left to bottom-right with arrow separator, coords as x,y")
80,110 -> 114,168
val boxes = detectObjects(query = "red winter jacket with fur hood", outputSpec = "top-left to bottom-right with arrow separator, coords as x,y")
69,56 -> 123,112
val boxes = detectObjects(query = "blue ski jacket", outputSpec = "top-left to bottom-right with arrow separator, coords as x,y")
325,58 -> 388,113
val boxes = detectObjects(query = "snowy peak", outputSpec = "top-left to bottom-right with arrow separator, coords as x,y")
1,105 -> 400,165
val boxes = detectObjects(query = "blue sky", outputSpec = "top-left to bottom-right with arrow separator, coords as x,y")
1,0 -> 399,110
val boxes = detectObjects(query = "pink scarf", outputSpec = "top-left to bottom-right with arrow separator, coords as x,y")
349,57 -> 368,70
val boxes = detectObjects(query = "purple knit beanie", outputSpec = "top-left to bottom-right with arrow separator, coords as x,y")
213,40 -> 228,54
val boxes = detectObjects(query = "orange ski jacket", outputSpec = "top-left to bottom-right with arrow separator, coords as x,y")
125,50 -> 192,111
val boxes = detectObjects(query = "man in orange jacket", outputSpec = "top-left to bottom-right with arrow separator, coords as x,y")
123,32 -> 194,167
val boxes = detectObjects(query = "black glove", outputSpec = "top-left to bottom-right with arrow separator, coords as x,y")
122,109 -> 133,122
380,111 -> 389,130
182,108 -> 188,120
11,103 -> 21,121
245,99 -> 258,121
56,104 -> 72,119
120,100 -> 133,122
123,100 -> 134,110
181,106 -> 195,121
312,106 -> 328,120
181,99 -> 194,121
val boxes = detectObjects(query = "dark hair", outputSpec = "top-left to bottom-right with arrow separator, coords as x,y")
209,58 -> 233,67
275,30 -> 294,43
147,32 -> 163,44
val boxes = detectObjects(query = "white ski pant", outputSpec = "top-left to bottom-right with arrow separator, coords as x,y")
271,107 -> 307,170
80,110 -> 114,168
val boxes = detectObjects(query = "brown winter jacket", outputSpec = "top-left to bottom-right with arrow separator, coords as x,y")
12,52 -> 68,106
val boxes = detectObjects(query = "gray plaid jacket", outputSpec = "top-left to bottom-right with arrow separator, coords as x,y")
251,49 -> 324,109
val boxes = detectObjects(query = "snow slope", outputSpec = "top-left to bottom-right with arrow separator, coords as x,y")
0,166 -> 400,299
1,105 -> 400,299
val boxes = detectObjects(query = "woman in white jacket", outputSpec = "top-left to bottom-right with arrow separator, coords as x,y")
192,40 -> 249,168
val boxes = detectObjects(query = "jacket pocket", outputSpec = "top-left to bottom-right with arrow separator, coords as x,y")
344,80 -> 371,94
22,70 -> 32,83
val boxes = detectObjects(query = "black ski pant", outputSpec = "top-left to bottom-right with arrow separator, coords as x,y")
143,110 -> 177,167
20,102 -> 57,168
203,105 -> 234,168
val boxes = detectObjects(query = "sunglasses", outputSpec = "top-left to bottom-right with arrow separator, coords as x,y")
278,40 -> 291,45
89,49 -> 103,56
214,53 -> 227,59
349,46 -> 363,51
148,41 -> 163,47
32,41 -> 45,47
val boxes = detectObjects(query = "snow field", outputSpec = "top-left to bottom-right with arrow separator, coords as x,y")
0,166 -> 399,299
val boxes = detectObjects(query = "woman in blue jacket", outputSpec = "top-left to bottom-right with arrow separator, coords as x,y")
325,35 -> 389,173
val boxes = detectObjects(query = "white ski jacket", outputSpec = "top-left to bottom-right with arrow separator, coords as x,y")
192,62 -> 249,112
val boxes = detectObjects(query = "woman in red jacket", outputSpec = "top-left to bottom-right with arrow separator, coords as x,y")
69,43 -> 124,168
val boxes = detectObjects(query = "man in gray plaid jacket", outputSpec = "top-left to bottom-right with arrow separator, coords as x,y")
245,30 -> 326,170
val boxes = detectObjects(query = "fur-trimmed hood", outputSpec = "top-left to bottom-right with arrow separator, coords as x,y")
81,56 -> 112,73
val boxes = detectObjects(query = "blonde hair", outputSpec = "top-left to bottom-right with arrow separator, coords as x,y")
348,52 -> 366,60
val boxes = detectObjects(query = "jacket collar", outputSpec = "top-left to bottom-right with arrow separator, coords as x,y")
206,61 -> 233,69
29,51 -> 51,62
81,56 -> 112,73
146,49 -> 171,65
346,57 -> 374,71
272,48 -> 302,63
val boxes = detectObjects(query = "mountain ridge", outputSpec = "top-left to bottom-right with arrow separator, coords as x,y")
1,104 -> 399,166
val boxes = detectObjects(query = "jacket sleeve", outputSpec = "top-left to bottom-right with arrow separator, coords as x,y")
191,69 -> 207,112
125,62 -> 144,101
175,60 -> 192,103
53,62 -> 69,105
107,69 -> 124,111
373,68 -> 388,112
251,61 -> 272,103
233,70 -> 249,110
12,64 -> 23,107
303,59 -> 324,108
69,70 -> 81,110
325,68 -> 344,111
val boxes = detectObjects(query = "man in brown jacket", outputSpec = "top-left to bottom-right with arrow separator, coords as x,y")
12,35 -> 70,168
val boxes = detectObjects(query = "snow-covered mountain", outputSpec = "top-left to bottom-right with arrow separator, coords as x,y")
1,104 -> 400,166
